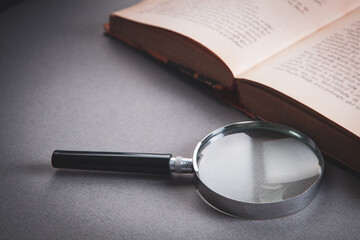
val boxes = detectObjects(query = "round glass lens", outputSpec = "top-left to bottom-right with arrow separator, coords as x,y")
196,127 -> 322,203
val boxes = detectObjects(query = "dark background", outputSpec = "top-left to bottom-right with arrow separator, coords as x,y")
0,0 -> 359,239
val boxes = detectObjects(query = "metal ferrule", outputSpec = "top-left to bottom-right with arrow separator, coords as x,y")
169,156 -> 193,173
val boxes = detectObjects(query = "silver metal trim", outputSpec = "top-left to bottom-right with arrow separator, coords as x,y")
169,156 -> 193,173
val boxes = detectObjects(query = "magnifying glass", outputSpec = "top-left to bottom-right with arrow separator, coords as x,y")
52,121 -> 323,219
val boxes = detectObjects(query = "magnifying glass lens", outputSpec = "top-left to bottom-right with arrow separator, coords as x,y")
194,123 -> 323,218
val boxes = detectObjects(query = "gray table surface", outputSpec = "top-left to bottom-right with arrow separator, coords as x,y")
0,0 -> 359,239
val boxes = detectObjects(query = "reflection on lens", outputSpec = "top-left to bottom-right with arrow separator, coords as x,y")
197,129 -> 321,203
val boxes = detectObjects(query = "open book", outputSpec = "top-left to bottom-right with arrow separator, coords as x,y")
105,0 -> 360,172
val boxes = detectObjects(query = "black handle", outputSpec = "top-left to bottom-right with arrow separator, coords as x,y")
52,150 -> 172,174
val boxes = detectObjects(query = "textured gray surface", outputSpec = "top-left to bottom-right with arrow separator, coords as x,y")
0,0 -> 359,239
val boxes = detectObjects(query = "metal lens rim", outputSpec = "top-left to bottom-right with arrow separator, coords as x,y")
192,121 -> 324,219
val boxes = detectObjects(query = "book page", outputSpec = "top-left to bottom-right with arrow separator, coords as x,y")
241,8 -> 360,137
113,0 -> 360,76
